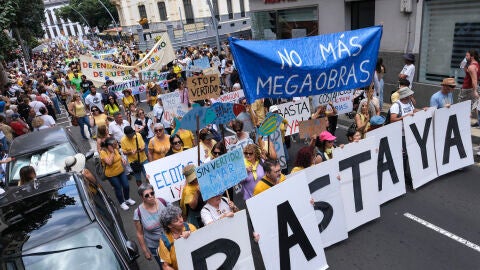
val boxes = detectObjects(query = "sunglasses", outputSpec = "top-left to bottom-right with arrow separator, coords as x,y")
154,129 -> 164,132
244,152 -> 254,156
447,85 -> 455,89
138,112 -> 144,115
109,98 -> 114,100
234,129 -> 242,133
212,151 -> 221,156
143,191 -> 155,198
92,109 -> 99,112
172,141 -> 182,145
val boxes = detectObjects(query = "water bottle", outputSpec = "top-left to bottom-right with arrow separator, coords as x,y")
460,58 -> 467,69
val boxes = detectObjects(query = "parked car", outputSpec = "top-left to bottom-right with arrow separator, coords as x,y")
5,127 -> 93,187
0,172 -> 139,269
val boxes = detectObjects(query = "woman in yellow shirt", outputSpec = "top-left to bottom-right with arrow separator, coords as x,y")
148,123 -> 170,161
104,95 -> 121,116
67,93 -> 92,140
99,138 -> 135,211
122,89 -> 136,113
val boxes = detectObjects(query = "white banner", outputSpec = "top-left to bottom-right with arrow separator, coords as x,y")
434,101 -> 474,176
211,90 -> 245,104
334,137 -> 380,231
366,121 -> 406,205
301,159 -> 348,247
276,98 -> 311,136
246,176 -> 328,270
144,147 -> 198,202
403,108 -> 438,189
175,210 -> 255,270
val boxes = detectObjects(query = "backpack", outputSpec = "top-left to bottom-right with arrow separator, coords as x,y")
136,197 -> 167,224
385,101 -> 402,125
160,222 -> 191,251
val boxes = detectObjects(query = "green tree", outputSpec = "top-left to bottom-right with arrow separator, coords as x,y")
56,0 -> 119,32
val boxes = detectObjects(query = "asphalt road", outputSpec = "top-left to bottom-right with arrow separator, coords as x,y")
60,107 -> 480,270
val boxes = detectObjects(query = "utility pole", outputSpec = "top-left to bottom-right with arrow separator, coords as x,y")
97,0 -> 121,38
205,0 -> 221,50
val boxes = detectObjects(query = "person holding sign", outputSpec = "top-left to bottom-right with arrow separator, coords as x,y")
179,164 -> 205,228
430,78 -> 456,109
158,205 -> 197,270
240,144 -> 265,200
355,101 -> 370,138
121,126 -> 148,186
148,123 -> 170,161
200,194 -> 238,225
253,159 -> 286,196
313,131 -> 342,164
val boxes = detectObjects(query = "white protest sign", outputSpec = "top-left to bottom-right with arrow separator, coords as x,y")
334,137 -> 380,231
311,89 -> 355,114
276,98 -> 311,136
160,92 -> 189,117
144,147 -> 198,202
301,159 -> 348,248
366,121 -> 406,205
226,137 -> 255,151
403,108 -> 438,189
267,128 -> 287,169
175,210 -> 255,270
211,90 -> 245,104
434,101 -> 474,176
246,175 -> 328,270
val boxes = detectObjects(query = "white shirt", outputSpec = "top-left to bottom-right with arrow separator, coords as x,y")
29,101 -> 46,116
40,114 -> 56,127
400,64 -> 415,88
109,120 -> 130,142
135,117 -> 154,139
152,104 -> 170,128
200,197 -> 232,225
84,93 -> 104,112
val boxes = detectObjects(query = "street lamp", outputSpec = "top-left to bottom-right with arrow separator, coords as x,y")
62,1 -> 92,33
96,0 -> 120,38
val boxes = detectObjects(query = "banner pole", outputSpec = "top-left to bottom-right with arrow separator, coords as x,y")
196,115 -> 200,166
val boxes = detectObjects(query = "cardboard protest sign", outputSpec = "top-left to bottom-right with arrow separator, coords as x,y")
173,105 -> 214,132
403,108 -> 438,189
187,74 -> 221,101
196,148 -> 248,200
298,118 -> 328,139
301,160 -> 349,248
229,26 -> 382,103
311,90 -> 355,114
267,127 -> 287,169
175,210 -> 255,270
246,175 -> 328,270
144,147 -> 198,202
194,57 -> 211,69
276,98 -> 311,136
366,121 -> 406,205
334,137 -> 380,231
139,70 -> 169,82
434,101 -> 474,176
108,79 -> 143,95
80,32 -> 175,86
203,66 -> 221,76
159,92 -> 189,118
211,90 -> 245,104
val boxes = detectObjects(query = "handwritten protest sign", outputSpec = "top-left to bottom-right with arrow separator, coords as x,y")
267,127 -> 287,169
276,98 -> 311,136
299,118 -> 327,139
211,90 -> 245,104
139,70 -> 169,82
196,148 -> 247,200
159,92 -> 189,117
187,74 -> 221,101
229,26 -> 382,103
108,79 -> 143,95
144,147 -> 198,202
206,103 -> 243,125
311,90 -> 355,114
194,57 -> 211,69
203,66 -> 221,76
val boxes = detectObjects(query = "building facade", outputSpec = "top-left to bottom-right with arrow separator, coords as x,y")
248,0 -> 480,107
43,0 -> 90,39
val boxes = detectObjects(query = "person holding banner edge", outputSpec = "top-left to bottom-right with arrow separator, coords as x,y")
179,164 -> 205,228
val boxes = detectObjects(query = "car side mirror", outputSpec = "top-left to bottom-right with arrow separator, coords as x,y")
85,151 -> 95,160
126,240 -> 139,260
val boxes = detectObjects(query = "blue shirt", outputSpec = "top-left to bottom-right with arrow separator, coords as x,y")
430,91 -> 453,109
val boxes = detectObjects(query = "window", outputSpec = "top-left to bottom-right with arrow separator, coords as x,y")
157,2 -> 167,21
240,0 -> 246,17
183,0 -> 195,24
350,0 -> 375,30
212,0 -> 220,21
227,0 -> 233,19
138,4 -> 149,29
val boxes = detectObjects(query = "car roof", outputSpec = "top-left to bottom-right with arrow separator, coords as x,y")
0,173 -> 91,253
9,127 -> 72,157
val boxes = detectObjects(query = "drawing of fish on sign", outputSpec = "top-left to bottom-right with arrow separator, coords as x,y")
257,112 -> 283,136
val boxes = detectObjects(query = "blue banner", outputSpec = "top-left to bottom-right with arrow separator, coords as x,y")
196,148 -> 247,200
229,26 -> 382,103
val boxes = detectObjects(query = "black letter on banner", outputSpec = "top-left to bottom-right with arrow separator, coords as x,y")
339,151 -> 371,212
443,114 -> 467,164
308,175 -> 333,232
409,117 -> 432,169
377,137 -> 399,191
278,201 -> 317,270
191,239 -> 240,270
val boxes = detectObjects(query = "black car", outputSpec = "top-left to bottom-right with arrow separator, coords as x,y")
5,127 -> 93,187
0,173 -> 139,269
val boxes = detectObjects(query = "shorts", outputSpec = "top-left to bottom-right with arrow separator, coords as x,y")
458,88 -> 479,110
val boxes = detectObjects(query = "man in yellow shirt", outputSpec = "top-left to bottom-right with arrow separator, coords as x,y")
253,159 -> 286,196
120,126 -> 148,186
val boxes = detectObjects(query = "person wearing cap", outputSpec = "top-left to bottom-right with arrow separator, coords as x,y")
198,128 -> 217,160
399,53 -> 415,88
121,126 -> 148,186
313,130 -> 340,163
367,115 -> 386,133
389,87 -> 417,123
179,164 -> 205,228
391,78 -> 411,103
430,78 -> 455,109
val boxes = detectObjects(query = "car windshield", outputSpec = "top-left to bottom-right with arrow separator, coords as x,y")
5,224 -> 125,270
9,142 -> 76,184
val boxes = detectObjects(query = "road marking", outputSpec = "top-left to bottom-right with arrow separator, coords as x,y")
404,212 -> 480,253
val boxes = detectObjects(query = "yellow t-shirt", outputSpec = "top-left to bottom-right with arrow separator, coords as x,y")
104,103 -> 120,116
148,135 -> 171,161
158,223 -> 197,270
73,101 -> 86,117
290,166 -> 304,174
122,95 -> 135,110
391,91 -> 400,103
179,183 -> 199,216
178,129 -> 195,149
92,113 -> 108,127
99,149 -> 124,177
253,174 -> 286,196
120,133 -> 148,163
